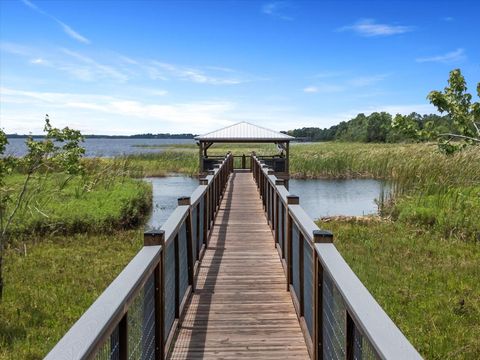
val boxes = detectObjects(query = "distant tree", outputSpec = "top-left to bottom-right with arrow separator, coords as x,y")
0,115 -> 85,299
367,112 -> 392,142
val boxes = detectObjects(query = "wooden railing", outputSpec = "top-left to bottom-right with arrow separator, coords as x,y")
252,155 -> 422,360
45,154 -> 234,360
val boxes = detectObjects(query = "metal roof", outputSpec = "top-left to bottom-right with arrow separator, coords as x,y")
195,121 -> 294,142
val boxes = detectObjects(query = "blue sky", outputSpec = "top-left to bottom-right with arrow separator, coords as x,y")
0,0 -> 479,135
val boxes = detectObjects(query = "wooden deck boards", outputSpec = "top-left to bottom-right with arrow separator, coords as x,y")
168,172 -> 309,359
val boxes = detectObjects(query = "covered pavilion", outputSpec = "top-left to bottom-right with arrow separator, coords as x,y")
195,121 -> 294,179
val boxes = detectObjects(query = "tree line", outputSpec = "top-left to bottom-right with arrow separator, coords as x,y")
286,112 -> 455,143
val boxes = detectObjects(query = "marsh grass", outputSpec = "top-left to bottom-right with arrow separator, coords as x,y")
128,142 -> 480,240
320,219 -> 480,359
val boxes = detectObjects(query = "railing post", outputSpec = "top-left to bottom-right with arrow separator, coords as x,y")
313,229 -> 333,360
144,230 -> 165,359
286,195 -> 299,291
119,313 -> 128,360
178,197 -> 195,292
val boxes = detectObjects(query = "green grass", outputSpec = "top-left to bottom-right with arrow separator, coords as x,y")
5,173 -> 152,238
319,219 -> 480,359
392,186 -> 480,242
0,230 -> 143,360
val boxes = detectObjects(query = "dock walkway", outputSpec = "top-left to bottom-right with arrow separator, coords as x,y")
168,171 -> 309,359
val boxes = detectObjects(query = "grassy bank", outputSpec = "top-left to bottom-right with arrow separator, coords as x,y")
0,230 -> 143,359
4,173 -> 151,238
319,218 -> 480,359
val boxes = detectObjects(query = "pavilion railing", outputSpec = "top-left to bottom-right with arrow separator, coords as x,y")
45,154 -> 234,360
252,155 -> 422,360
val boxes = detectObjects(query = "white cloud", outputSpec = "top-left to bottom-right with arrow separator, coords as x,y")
416,48 -> 466,63
0,87 -> 235,134
20,0 -> 90,44
57,21 -> 90,44
62,49 -> 128,81
0,41 -> 33,56
303,74 -> 388,94
348,74 -> 388,87
262,2 -> 293,21
149,61 -> 248,85
303,86 -> 318,93
303,84 -> 345,93
338,19 -> 414,37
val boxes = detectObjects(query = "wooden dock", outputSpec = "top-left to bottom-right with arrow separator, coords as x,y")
168,171 -> 309,359
47,153 -> 421,360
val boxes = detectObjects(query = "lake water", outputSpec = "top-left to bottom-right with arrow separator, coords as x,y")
145,176 -> 386,230
289,179 -> 386,219
145,176 -> 199,230
5,138 -> 195,157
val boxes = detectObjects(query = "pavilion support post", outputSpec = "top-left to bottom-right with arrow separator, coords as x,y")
199,142 -> 204,173
285,141 -> 290,190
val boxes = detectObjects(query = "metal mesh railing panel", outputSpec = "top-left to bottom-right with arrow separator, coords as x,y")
353,324 -> 379,360
268,186 -> 273,222
164,240 -> 176,340
278,202 -> 284,253
199,197 -> 205,252
191,205 -> 198,261
178,222 -> 189,303
127,272 -> 155,360
323,272 -> 346,360
303,238 -> 314,337
284,206 -> 288,259
94,325 -> 119,360
291,222 -> 301,299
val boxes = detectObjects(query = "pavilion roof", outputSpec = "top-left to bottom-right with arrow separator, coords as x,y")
195,121 -> 293,142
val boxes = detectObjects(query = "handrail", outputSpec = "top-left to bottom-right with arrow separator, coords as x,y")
45,246 -> 161,359
46,153 -> 234,359
251,155 -> 422,360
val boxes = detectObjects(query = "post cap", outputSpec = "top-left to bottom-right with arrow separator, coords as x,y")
208,170 -> 215,175
287,195 -> 299,204
199,178 -> 208,185
267,169 -> 275,175
144,230 -> 165,246
313,229 -> 333,243
178,196 -> 191,206
275,179 -> 285,185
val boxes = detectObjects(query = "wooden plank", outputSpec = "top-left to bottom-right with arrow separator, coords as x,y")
168,172 -> 309,359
